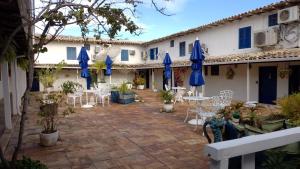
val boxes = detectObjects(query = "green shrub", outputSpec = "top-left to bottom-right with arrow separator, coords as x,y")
277,93 -> 300,126
118,82 -> 129,94
0,156 -> 48,169
61,81 -> 81,95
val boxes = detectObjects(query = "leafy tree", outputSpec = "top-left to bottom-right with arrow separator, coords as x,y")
0,0 -> 170,168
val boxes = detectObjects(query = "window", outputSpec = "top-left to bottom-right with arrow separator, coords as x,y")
188,43 -> 193,54
66,47 -> 77,60
179,41 -> 186,57
268,13 -> 278,27
211,65 -> 219,76
239,26 -> 251,49
121,49 -> 129,61
149,47 -> 158,60
170,40 -> 174,47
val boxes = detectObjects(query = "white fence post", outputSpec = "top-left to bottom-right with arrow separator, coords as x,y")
210,159 -> 228,169
242,153 -> 255,169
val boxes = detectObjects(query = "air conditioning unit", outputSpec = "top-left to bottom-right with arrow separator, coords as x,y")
129,50 -> 135,55
94,46 -> 100,54
278,6 -> 299,24
254,28 -> 278,47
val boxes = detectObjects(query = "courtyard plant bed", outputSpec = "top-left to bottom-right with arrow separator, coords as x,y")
117,83 -> 135,104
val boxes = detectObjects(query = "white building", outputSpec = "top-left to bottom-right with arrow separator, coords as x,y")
36,0 -> 300,104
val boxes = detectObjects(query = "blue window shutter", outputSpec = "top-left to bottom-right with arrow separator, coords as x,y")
150,48 -> 154,60
121,49 -> 128,61
155,47 -> 158,60
239,26 -> 251,49
179,42 -> 186,56
268,14 -> 278,26
67,47 -> 76,60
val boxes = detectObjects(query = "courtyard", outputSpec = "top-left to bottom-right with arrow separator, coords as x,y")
5,90 -> 209,169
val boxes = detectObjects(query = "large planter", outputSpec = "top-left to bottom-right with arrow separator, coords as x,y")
118,92 -> 135,104
111,90 -> 119,103
40,130 -> 59,146
137,85 -> 144,90
163,103 -> 173,113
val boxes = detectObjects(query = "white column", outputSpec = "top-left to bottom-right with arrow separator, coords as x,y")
246,63 -> 250,102
1,62 -> 12,129
242,153 -> 255,169
210,159 -> 228,169
11,60 -> 18,115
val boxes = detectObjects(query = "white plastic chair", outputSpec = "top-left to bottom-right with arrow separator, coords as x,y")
67,87 -> 83,107
164,84 -> 170,91
174,89 -> 185,104
95,86 -> 110,107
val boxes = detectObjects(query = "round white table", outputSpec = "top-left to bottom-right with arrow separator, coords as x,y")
183,96 -> 211,126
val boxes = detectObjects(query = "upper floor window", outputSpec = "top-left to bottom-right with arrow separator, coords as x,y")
121,49 -> 129,61
150,47 -> 158,60
268,13 -> 278,27
66,47 -> 77,60
239,26 -> 251,49
188,43 -> 193,54
179,41 -> 186,57
170,40 -> 174,47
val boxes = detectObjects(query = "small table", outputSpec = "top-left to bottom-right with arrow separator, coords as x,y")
82,89 -> 96,108
183,96 -> 211,127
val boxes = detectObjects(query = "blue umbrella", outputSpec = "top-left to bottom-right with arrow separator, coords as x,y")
105,55 -> 113,76
163,53 -> 172,80
77,47 -> 90,78
189,40 -> 205,86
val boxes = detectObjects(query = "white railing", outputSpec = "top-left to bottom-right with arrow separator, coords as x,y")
203,127 -> 300,169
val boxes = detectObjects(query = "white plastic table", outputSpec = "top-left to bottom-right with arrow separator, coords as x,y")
183,96 -> 211,126
82,89 -> 96,108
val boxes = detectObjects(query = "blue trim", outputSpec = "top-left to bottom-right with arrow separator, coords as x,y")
150,47 -> 158,60
239,26 -> 251,49
121,49 -> 129,61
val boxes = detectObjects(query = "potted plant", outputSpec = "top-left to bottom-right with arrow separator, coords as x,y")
92,60 -> 106,84
38,61 -> 65,93
160,90 -> 174,112
38,92 -> 74,146
135,76 -> 145,90
118,82 -> 135,104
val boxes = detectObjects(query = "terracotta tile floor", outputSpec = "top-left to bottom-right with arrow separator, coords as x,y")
6,90 -> 210,169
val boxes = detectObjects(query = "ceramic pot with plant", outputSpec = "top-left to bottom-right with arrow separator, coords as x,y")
136,77 -> 145,90
160,90 -> 174,112
39,101 -> 59,146
38,92 -> 74,146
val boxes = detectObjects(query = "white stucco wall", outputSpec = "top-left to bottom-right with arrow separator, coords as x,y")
36,41 -> 145,65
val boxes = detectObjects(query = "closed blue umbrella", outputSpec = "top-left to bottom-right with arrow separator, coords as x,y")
105,55 -> 113,76
189,40 -> 205,86
77,47 -> 90,78
163,53 -> 172,80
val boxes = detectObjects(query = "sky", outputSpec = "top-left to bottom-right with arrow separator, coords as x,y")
60,0 -> 282,41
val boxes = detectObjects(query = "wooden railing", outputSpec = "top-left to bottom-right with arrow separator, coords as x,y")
203,127 -> 300,169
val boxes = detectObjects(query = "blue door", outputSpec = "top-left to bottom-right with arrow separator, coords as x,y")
259,66 -> 277,104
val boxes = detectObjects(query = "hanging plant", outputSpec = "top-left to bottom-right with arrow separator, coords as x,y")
279,69 -> 290,79
226,67 -> 235,79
